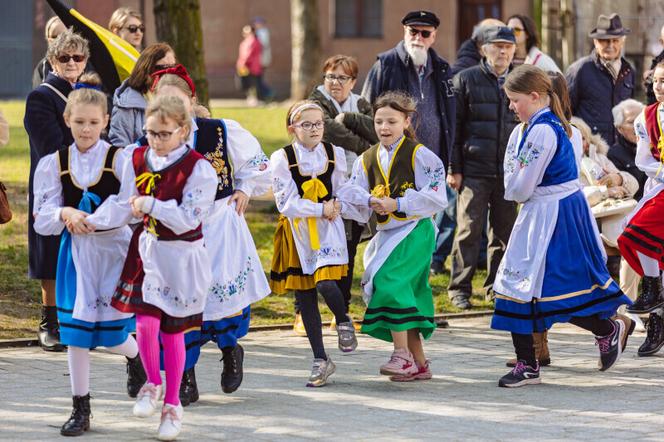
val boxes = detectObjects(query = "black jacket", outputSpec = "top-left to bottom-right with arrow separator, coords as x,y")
566,50 -> 635,145
450,39 -> 481,75
607,135 -> 647,200
449,59 -> 520,178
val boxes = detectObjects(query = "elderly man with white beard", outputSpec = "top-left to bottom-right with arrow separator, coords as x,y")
361,10 -> 455,168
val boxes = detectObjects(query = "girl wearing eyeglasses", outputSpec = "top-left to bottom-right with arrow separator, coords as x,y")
507,14 -> 560,73
270,100 -> 360,387
109,7 -> 144,51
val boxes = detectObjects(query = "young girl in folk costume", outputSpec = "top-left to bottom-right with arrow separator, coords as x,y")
32,73 -> 144,437
492,65 -> 633,388
148,65 -> 271,404
337,91 -> 447,382
270,100 -> 359,387
94,95 -> 217,440
618,61 -> 664,355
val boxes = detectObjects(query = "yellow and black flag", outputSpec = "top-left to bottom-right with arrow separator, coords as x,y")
46,0 -> 140,92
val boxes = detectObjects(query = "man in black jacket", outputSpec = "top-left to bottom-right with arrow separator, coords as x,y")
450,18 -> 505,75
446,26 -> 520,309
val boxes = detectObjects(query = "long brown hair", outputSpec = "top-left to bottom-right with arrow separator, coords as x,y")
373,91 -> 418,140
548,71 -> 572,121
505,65 -> 572,137
126,43 -> 175,94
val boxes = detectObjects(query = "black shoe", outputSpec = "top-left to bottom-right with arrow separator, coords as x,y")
638,312 -> 664,356
596,319 -> 625,371
434,318 -> 449,328
38,306 -> 65,352
221,344 -> 244,394
627,276 -> 664,314
451,295 -> 472,310
126,355 -> 147,398
498,360 -> 540,387
60,393 -> 91,436
430,261 -> 448,275
179,367 -> 199,407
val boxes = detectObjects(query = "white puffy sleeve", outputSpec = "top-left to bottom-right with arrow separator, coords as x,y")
224,119 -> 271,197
270,149 -> 324,218
148,160 -> 217,234
335,153 -> 373,223
86,150 -> 137,229
503,124 -> 558,203
397,145 -> 448,216
33,152 -> 65,235
634,112 -> 664,182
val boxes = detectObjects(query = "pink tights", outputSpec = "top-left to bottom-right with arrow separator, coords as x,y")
135,314 -> 185,406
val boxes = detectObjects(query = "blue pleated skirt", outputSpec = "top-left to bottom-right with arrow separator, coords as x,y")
492,191 -> 631,334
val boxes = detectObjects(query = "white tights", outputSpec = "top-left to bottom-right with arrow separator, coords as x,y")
638,251 -> 660,278
67,334 -> 138,396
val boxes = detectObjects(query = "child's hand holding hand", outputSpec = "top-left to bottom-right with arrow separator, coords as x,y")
61,207 -> 96,235
322,199 -> 341,221
371,197 -> 398,216
130,196 -> 153,217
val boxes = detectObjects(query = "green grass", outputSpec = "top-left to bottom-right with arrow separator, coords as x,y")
0,101 -> 491,338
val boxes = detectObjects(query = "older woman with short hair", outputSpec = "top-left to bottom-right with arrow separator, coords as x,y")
108,42 -> 176,147
108,7 -> 144,51
24,28 -> 90,352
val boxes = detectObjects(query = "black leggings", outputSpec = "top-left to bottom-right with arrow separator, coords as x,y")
296,280 -> 350,360
511,315 -> 614,367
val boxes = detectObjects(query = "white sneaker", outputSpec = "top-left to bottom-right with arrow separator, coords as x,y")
133,382 -> 163,418
157,403 -> 183,441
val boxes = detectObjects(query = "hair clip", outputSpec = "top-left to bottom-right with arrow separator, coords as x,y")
73,83 -> 102,91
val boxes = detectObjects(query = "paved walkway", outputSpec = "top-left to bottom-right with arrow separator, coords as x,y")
1,317 -> 663,441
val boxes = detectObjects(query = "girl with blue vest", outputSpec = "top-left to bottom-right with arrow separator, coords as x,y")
337,91 -> 448,382
492,65 -> 633,388
33,74 -> 143,437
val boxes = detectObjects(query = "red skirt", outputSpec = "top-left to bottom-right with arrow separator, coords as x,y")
618,191 -> 664,277
111,226 -> 202,333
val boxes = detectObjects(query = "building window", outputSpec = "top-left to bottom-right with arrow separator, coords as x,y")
334,0 -> 382,38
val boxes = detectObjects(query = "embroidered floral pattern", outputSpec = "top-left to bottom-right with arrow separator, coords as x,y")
423,165 -> 445,192
499,266 -> 532,291
248,153 -> 269,171
144,282 -> 198,308
182,187 -> 206,220
204,126 -> 232,192
87,294 -> 111,310
208,257 -> 254,303
304,245 -> 346,266
517,142 -> 542,168
399,181 -> 414,196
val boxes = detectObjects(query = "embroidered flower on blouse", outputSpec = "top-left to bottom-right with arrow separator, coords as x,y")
208,257 -> 254,303
423,165 -> 445,191
248,153 -> 269,171
182,188 -> 206,220
517,142 -> 541,168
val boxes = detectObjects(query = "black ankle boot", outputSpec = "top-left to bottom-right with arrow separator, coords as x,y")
627,276 -> 664,314
60,393 -> 91,436
221,344 -> 244,394
126,355 -> 147,398
638,312 -> 664,356
38,306 -> 64,352
179,367 -> 199,407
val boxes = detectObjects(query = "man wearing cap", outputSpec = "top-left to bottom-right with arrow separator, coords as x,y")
446,26 -> 520,309
566,13 -> 635,145
361,10 -> 455,168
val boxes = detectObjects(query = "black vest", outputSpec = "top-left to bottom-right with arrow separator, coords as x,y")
283,142 -> 335,201
58,145 -> 121,211
136,118 -> 234,200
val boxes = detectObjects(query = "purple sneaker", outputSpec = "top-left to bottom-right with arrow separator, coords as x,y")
596,318 -> 625,371
498,360 -> 541,388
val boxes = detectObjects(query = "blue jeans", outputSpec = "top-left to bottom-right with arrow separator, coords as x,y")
432,184 -> 457,264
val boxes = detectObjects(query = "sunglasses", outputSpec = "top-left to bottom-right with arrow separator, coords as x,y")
511,27 -> 524,36
408,27 -> 433,38
56,54 -> 86,63
125,24 -> 145,34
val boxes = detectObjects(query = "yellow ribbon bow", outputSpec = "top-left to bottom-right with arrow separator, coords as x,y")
135,172 -> 161,237
371,184 -> 389,198
294,178 -> 328,250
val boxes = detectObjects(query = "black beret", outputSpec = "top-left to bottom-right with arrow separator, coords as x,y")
401,10 -> 440,28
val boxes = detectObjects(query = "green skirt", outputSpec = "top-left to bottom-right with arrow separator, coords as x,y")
361,218 -> 436,342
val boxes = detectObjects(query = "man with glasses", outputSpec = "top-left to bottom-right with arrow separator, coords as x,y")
566,13 -> 635,145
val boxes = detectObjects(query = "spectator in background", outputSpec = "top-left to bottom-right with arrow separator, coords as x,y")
32,16 -> 66,88
236,25 -> 263,107
447,26 -> 520,309
609,99 -> 647,200
109,42 -> 176,147
108,7 -> 144,51
644,24 -> 664,105
450,18 -> 504,75
566,13 -> 635,145
24,29 -> 89,352
252,17 -> 273,101
507,14 -> 560,72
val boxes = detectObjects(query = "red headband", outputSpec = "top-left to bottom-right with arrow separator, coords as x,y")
150,64 -> 196,95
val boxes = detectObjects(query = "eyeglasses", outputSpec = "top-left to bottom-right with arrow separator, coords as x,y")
153,63 -> 176,72
56,54 -> 86,64
323,74 -> 354,85
293,121 -> 324,131
145,127 -> 180,141
511,27 -> 524,36
408,27 -> 433,39
124,24 -> 145,34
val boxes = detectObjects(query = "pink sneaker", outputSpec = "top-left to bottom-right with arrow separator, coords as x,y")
390,359 -> 432,382
379,348 -> 418,376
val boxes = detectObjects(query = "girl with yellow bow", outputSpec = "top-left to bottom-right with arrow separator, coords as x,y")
269,100 -> 364,388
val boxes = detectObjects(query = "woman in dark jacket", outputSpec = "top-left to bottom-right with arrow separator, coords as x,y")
306,54 -> 377,330
24,28 -> 90,351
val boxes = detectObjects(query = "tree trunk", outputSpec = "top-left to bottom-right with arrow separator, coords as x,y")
290,0 -> 321,100
153,0 -> 209,107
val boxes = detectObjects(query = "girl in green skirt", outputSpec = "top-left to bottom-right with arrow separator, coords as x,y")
337,91 -> 448,381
